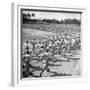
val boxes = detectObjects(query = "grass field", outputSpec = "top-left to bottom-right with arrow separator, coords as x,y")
22,23 -> 81,43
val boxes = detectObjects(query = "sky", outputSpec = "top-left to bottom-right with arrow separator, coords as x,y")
22,10 -> 81,21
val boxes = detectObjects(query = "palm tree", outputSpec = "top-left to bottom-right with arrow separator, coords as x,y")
27,13 -> 31,19
31,13 -> 35,19
32,13 -> 35,17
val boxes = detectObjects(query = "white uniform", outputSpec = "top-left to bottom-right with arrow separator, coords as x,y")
23,42 -> 33,53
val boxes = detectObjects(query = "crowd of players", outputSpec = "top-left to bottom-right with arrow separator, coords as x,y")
22,33 -> 80,57
22,33 -> 81,77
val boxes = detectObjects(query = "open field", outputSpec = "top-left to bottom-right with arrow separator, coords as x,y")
22,24 -> 81,43
22,24 -> 80,33
22,28 -> 56,43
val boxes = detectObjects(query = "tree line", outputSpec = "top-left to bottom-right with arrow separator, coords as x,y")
22,13 -> 81,25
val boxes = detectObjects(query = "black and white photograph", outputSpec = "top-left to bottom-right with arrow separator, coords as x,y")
21,8 -> 81,79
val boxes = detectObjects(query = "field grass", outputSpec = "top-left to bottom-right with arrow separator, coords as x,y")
22,23 -> 80,33
22,28 -> 56,43
22,23 -> 81,43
